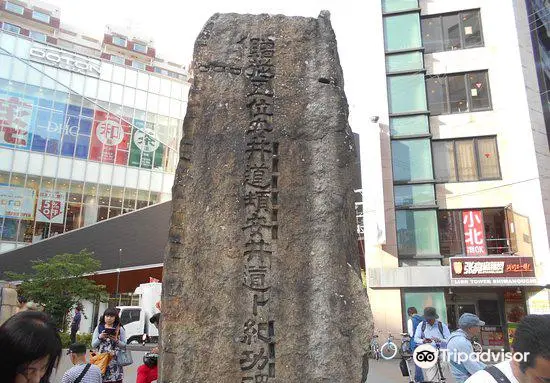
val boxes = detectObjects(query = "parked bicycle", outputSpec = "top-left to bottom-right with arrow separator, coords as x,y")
369,334 -> 381,360
380,333 -> 398,360
399,332 -> 412,357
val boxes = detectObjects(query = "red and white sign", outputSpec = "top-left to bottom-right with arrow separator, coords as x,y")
89,110 -> 130,164
36,189 -> 66,224
0,95 -> 33,148
463,210 -> 487,256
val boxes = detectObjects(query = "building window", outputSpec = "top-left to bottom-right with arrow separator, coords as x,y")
388,74 -> 427,114
384,13 -> 422,52
438,208 -> 513,256
132,61 -> 146,70
432,136 -> 501,182
110,55 -> 125,65
396,209 -> 440,256
382,0 -> 419,13
392,138 -> 433,182
32,10 -> 51,23
133,43 -> 147,53
2,22 -> 20,34
154,67 -> 169,76
422,9 -> 483,53
112,36 -> 127,47
426,71 -> 491,115
5,1 -> 24,14
29,30 -> 47,42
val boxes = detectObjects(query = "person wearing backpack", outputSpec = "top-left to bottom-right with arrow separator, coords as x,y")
414,307 -> 451,382
447,313 -> 487,382
407,307 -> 425,383
465,314 -> 550,383
62,343 -> 102,383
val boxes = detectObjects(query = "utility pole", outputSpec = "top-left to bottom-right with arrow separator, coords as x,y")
115,248 -> 122,306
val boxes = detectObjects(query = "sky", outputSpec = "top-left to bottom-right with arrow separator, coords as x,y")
44,0 -> 389,244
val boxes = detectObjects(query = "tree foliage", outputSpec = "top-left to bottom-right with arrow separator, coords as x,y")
5,250 -> 108,329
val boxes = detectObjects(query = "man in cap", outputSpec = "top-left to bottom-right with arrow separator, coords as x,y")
466,314 -> 550,383
414,307 -> 451,382
62,343 -> 102,383
447,313 -> 487,382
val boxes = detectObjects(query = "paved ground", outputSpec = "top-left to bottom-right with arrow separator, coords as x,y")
53,352 -> 457,383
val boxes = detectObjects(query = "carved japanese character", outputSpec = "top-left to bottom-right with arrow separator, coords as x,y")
253,294 -> 269,316
246,137 -> 272,162
244,190 -> 270,210
240,348 -> 268,371
245,164 -> 271,188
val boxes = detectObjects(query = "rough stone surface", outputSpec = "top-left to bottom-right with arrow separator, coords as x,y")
160,11 -> 373,383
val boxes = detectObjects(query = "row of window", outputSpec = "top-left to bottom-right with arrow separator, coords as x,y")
392,136 -> 500,184
2,23 -> 48,43
111,35 -> 148,54
5,1 -> 51,23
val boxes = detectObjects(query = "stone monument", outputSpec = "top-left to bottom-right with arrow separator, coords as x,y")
160,11 -> 373,382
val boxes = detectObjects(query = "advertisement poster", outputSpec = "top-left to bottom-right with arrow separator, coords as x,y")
462,210 -> 487,255
129,119 -> 164,169
35,189 -> 66,224
0,185 -> 36,220
526,289 -> 550,314
0,93 -> 36,150
89,110 -> 130,164
32,107 -> 65,155
481,327 -> 505,346
62,105 -> 93,159
507,323 -> 518,347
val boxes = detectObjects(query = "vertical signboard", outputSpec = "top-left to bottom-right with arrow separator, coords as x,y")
89,110 -> 131,165
462,210 -> 488,255
0,94 -> 36,150
35,189 -> 66,224
129,119 -> 164,169
0,185 -> 36,220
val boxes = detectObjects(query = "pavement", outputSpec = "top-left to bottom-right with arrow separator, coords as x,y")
53,350 -> 457,383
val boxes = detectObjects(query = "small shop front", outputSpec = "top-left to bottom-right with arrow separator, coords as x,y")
402,255 -> 546,351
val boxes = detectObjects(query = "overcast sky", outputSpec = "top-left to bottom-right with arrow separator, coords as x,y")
44,0 -> 388,243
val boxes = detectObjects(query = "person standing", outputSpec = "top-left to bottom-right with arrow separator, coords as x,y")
414,307 -> 451,382
70,304 -> 83,345
407,307 -> 425,383
62,343 -> 102,383
447,313 -> 487,382
465,314 -> 550,383
92,308 -> 127,383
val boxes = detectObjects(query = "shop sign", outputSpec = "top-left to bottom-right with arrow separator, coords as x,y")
0,185 -> 35,220
0,94 -> 35,150
89,110 -> 130,165
526,289 -> 550,315
463,210 -> 487,255
29,46 -> 101,77
128,119 -> 164,169
35,189 -> 66,224
450,256 -> 537,286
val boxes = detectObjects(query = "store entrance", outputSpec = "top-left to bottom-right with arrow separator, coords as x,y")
446,290 -> 506,350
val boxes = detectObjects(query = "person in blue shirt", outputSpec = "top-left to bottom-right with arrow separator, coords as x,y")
447,313 -> 487,383
414,307 -> 451,382
70,304 -> 83,345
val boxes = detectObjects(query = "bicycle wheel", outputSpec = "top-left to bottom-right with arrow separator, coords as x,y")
381,341 -> 398,360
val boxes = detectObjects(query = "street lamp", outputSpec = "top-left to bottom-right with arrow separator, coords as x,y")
115,248 -> 122,306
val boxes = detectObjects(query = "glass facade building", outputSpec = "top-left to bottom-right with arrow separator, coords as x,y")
0,30 -> 189,253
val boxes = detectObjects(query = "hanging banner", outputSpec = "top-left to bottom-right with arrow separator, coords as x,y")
462,210 -> 488,255
0,185 -> 36,220
32,106 -> 65,154
129,119 -> 164,169
0,93 -> 36,150
89,110 -> 131,165
35,189 -> 66,224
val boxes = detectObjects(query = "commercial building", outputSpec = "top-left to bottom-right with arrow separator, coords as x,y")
368,0 -> 550,350
0,0 -> 190,254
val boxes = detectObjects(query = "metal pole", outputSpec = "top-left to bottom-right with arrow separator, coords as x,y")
115,249 -> 122,306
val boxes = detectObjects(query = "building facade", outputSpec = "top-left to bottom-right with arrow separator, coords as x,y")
369,0 -> 550,350
0,0 -> 190,253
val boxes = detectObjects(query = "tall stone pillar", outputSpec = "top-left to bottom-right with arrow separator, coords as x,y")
161,11 -> 373,382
